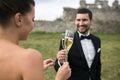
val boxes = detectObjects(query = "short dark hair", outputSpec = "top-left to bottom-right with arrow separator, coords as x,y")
76,8 -> 92,20
0,0 -> 35,26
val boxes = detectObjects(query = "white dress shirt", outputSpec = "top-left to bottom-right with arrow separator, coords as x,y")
77,31 -> 95,68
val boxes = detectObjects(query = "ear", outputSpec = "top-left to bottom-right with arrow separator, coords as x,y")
14,13 -> 23,27
90,19 -> 94,25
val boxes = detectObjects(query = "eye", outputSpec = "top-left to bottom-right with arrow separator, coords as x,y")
82,19 -> 87,21
76,19 -> 81,21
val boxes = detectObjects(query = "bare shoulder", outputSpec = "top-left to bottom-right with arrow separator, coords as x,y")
24,48 -> 42,60
20,48 -> 43,65
0,42 -> 44,80
19,48 -> 44,80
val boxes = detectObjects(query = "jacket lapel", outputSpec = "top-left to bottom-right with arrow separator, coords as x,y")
75,32 -> 89,68
90,34 -> 99,68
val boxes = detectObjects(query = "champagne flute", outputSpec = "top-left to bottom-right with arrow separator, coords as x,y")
58,30 -> 74,66
62,30 -> 74,61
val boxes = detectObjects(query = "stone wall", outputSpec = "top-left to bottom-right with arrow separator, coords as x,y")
63,8 -> 120,22
33,8 -> 120,33
33,0 -> 120,33
34,21 -> 76,32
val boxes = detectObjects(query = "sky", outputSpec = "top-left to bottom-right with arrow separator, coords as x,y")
34,0 -> 120,21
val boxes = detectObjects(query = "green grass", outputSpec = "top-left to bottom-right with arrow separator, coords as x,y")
19,31 -> 120,80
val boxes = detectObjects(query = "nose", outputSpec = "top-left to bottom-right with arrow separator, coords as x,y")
78,20 -> 84,26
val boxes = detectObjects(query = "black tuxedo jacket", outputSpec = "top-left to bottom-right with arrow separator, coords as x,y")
54,31 -> 101,80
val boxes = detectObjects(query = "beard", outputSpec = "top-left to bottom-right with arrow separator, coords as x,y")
77,25 -> 90,34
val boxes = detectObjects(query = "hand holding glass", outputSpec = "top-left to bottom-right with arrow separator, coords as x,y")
58,30 -> 74,66
62,30 -> 74,61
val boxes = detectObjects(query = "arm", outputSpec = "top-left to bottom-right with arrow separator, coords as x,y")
54,50 -> 67,71
54,39 -> 66,71
54,59 -> 61,71
96,51 -> 101,80
96,39 -> 101,80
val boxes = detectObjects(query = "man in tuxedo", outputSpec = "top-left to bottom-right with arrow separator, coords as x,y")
54,8 -> 101,80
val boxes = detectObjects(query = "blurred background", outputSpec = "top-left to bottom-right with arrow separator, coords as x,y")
20,0 -> 120,80
34,0 -> 120,33
34,0 -> 119,21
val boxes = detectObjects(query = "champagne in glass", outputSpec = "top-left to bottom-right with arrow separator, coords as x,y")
64,38 -> 73,51
62,30 -> 74,61
58,30 -> 74,66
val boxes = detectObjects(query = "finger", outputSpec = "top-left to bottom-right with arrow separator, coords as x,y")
58,56 -> 66,61
46,62 -> 55,67
62,62 -> 70,69
60,49 -> 66,52
44,59 -> 54,63
57,52 -> 66,57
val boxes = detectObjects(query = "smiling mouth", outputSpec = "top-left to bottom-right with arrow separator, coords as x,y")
77,24 -> 87,28
80,25 -> 87,27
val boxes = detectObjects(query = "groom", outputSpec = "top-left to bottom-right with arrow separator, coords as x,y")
54,8 -> 101,80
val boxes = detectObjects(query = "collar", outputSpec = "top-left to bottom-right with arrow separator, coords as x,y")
77,30 -> 90,38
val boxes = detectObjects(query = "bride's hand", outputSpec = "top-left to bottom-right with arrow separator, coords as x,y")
43,58 -> 55,71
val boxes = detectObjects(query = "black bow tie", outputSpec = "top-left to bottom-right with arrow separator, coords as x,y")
80,35 -> 91,40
